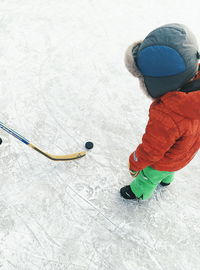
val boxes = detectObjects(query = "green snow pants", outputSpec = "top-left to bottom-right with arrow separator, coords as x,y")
130,166 -> 175,200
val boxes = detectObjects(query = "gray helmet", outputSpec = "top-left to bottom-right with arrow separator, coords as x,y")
125,23 -> 200,98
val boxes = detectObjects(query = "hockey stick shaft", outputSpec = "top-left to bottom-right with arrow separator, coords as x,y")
0,121 -> 86,161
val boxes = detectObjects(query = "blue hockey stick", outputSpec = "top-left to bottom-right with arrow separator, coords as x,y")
0,121 -> 86,161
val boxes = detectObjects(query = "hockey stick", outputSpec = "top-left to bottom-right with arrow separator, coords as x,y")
0,121 -> 86,161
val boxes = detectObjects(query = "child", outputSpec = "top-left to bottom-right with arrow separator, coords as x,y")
120,23 -> 200,200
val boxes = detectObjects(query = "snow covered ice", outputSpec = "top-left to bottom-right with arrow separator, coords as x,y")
0,0 -> 200,269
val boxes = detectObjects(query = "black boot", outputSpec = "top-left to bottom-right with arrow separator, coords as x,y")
120,185 -> 137,200
160,181 -> 170,186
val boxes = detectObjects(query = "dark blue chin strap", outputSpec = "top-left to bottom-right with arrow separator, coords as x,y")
180,78 -> 200,93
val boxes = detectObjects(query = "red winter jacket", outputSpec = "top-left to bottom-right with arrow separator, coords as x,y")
129,78 -> 200,172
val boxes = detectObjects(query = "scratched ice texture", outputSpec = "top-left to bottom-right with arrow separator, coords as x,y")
0,0 -> 200,269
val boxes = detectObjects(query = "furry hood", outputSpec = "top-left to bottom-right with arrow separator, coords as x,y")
124,24 -> 200,98
124,41 -> 151,98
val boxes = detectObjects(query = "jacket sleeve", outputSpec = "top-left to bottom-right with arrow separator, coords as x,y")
129,109 -> 179,171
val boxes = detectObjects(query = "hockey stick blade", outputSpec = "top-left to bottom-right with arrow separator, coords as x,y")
0,121 -> 86,161
29,143 -> 86,161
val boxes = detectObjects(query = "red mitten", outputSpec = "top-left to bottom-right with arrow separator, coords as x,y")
129,152 -> 140,177
129,168 -> 140,177
128,164 -> 139,178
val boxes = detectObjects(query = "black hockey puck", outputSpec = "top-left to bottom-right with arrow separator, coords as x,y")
0,138 -> 2,145
85,141 -> 94,149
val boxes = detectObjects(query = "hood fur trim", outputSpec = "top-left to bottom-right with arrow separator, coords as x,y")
124,41 -> 153,99
124,41 -> 142,77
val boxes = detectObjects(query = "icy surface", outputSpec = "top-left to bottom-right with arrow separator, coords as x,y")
0,0 -> 200,269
